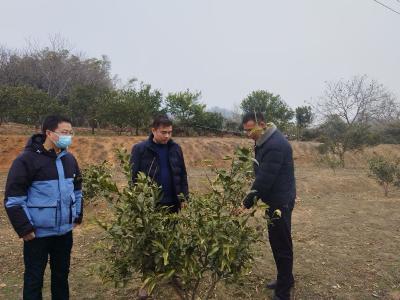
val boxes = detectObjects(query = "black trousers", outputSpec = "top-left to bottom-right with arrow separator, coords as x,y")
23,231 -> 73,300
267,203 -> 294,300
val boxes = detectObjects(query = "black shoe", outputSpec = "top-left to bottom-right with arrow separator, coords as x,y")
272,287 -> 295,300
266,280 -> 295,290
266,280 -> 278,290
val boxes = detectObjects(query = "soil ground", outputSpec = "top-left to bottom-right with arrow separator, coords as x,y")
1,128 -> 399,299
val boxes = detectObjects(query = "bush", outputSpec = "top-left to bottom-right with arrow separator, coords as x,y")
368,155 -> 400,197
91,147 -> 269,299
82,161 -> 117,204
316,153 -> 342,173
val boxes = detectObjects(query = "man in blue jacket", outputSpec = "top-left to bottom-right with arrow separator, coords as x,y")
130,115 -> 188,213
4,115 -> 83,300
241,112 -> 296,300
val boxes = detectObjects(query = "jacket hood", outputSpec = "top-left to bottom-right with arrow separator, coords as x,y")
25,134 -> 46,153
25,134 -> 60,157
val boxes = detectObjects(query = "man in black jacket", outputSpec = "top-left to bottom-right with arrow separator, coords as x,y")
241,112 -> 296,300
130,115 -> 188,299
130,115 -> 189,213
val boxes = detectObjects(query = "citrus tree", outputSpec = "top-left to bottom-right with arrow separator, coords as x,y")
85,147 -> 270,299
368,155 -> 400,197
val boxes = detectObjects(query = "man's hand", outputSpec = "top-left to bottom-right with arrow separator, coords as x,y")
233,205 -> 247,216
181,202 -> 188,209
242,191 -> 258,209
23,232 -> 35,241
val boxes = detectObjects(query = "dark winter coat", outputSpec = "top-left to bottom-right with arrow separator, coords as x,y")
244,129 -> 296,209
130,135 -> 189,203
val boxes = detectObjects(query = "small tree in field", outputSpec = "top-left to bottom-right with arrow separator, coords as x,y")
317,115 -> 376,167
295,106 -> 313,140
87,147 -> 268,300
368,155 -> 400,197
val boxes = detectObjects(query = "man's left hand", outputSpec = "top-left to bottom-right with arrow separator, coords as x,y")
233,205 -> 247,216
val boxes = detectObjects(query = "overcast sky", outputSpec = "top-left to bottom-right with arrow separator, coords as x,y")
1,0 -> 399,109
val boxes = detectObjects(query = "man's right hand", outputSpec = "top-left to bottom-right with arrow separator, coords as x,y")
22,232 -> 35,241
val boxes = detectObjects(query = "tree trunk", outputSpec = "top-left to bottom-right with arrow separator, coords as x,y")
170,281 -> 186,300
339,152 -> 345,168
205,278 -> 219,300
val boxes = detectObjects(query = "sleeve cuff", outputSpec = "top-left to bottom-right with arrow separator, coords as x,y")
74,215 -> 83,224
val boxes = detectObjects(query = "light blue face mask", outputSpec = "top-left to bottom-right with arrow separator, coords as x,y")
51,132 -> 73,149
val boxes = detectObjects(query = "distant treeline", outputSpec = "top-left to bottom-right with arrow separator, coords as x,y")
0,39 -> 399,144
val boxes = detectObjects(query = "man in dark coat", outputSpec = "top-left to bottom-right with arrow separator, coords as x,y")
130,115 -> 189,299
130,115 -> 189,213
241,112 -> 296,300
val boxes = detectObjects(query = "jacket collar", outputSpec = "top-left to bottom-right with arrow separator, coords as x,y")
146,133 -> 176,150
255,123 -> 277,147
25,133 -> 67,158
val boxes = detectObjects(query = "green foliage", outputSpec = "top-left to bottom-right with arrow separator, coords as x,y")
295,106 -> 313,140
165,90 -> 229,135
91,147 -> 265,299
379,121 -> 400,144
192,111 -> 225,134
165,90 -> 204,125
98,83 -> 162,135
240,90 -> 294,131
295,106 -> 313,128
81,161 -> 117,204
0,85 -> 66,127
68,85 -> 110,133
368,155 -> 400,197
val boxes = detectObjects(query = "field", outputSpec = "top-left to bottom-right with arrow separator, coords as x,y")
1,130 -> 400,299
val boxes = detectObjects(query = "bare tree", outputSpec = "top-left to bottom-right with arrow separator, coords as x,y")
0,36 -> 114,103
316,75 -> 399,125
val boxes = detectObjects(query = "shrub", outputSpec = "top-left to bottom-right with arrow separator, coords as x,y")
368,155 -> 400,197
91,147 -> 268,299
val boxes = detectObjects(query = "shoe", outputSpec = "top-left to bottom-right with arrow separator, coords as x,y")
266,280 -> 295,290
266,280 -> 278,290
138,288 -> 149,300
272,287 -> 295,300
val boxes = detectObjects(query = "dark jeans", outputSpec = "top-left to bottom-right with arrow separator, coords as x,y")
23,231 -> 73,300
267,203 -> 294,300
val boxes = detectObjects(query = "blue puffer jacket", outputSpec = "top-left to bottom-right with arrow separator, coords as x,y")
4,134 -> 83,238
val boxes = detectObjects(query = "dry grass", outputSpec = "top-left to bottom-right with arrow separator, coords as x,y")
1,134 -> 400,299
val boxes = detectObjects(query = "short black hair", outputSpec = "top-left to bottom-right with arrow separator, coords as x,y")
42,115 -> 72,134
242,112 -> 265,124
152,115 -> 173,128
